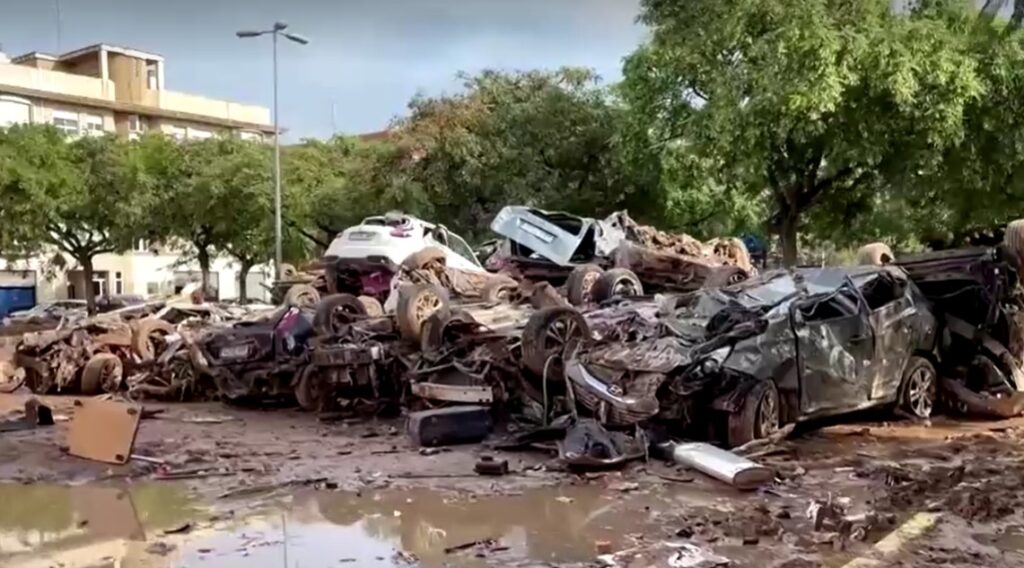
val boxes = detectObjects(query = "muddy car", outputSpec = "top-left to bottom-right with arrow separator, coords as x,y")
199,307 -> 315,403
560,266 -> 940,447
488,206 -> 754,305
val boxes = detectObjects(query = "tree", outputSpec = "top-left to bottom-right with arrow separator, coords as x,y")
390,68 -> 646,241
150,136 -> 272,296
622,0 -> 984,264
0,125 -> 155,313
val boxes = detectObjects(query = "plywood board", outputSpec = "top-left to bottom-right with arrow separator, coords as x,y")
67,400 -> 141,464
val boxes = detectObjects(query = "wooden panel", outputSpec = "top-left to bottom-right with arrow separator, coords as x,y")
67,400 -> 141,464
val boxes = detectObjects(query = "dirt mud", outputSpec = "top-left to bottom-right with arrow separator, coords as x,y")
3,394 -> 1024,566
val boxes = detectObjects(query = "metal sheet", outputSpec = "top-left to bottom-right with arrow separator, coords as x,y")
67,400 -> 141,464
410,381 -> 494,404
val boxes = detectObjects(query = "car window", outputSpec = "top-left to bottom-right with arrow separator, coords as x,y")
446,233 -> 481,266
857,272 -> 906,311
798,288 -> 860,322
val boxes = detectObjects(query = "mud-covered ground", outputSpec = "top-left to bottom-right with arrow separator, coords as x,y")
2,392 -> 1024,567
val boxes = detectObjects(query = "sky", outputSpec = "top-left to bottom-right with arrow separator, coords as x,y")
0,0 -> 648,141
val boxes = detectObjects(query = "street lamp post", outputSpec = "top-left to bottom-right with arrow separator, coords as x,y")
236,22 -> 309,280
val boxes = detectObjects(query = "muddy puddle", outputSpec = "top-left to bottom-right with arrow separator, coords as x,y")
0,481 -> 809,567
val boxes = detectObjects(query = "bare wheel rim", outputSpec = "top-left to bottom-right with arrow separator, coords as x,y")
413,292 -> 442,324
612,277 -> 640,297
728,271 -> 747,284
580,272 -> 600,302
757,388 -> 778,437
100,359 -> 122,392
907,366 -> 935,417
544,315 -> 582,355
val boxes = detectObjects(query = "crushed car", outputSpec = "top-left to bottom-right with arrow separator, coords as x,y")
558,266 -> 941,447
487,206 -> 755,306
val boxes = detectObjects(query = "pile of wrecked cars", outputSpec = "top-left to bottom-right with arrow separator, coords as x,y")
9,210 -> 1024,453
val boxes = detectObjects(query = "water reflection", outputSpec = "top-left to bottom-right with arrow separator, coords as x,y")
0,482 -> 677,567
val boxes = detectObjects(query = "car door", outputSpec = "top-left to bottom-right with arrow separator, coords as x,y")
856,271 -> 925,401
794,284 -> 875,415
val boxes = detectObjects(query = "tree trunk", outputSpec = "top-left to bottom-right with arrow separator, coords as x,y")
197,247 -> 211,299
780,209 -> 800,267
81,255 -> 97,315
237,261 -> 252,303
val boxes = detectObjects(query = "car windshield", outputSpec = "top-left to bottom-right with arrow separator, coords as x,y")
446,233 -> 482,267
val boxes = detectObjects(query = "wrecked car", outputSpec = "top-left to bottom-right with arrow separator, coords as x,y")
295,212 -> 486,311
488,206 -> 754,305
560,266 -> 941,447
198,306 -> 315,403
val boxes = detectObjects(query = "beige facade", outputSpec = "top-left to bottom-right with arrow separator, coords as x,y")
0,43 -> 273,139
0,44 -> 276,307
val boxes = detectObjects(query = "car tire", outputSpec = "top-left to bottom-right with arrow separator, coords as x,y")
279,263 -> 299,280
357,295 -> 385,317
899,356 -> 937,419
133,317 -> 174,361
314,293 -> 367,335
284,284 -> 321,309
81,353 -> 123,395
856,243 -> 895,266
401,247 -> 447,271
727,381 -> 780,448
1004,220 -> 1024,266
294,365 -> 326,412
522,306 -> 590,378
566,264 -> 604,306
591,268 -> 644,303
704,266 -> 750,289
482,279 -> 518,304
396,283 -> 451,344
420,310 -> 475,355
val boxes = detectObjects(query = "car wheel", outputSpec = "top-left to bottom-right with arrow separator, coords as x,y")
703,266 -> 750,289
591,268 -> 643,303
899,356 -> 937,419
314,293 -> 367,335
482,279 -> 518,304
133,317 -> 175,361
294,366 -> 326,412
727,381 -> 780,448
81,353 -> 123,395
356,295 -> 384,317
566,264 -> 604,306
23,367 -> 53,395
401,247 -> 448,271
279,263 -> 299,280
856,243 -> 895,266
420,310 -> 475,355
522,306 -> 590,378
284,284 -> 321,309
396,283 -> 451,343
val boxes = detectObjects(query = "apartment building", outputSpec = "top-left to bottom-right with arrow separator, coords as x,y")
0,44 -> 276,312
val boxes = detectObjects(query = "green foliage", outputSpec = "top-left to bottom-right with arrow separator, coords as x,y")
390,68 -> 646,241
622,0 -> 984,263
0,125 -> 155,311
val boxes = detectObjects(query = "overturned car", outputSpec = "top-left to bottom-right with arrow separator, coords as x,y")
563,266 -> 941,447
487,206 -> 755,306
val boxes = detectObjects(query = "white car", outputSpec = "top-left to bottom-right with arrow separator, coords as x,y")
321,212 -> 485,310
325,212 -> 483,273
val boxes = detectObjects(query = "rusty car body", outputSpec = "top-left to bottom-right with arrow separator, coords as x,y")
564,266 -> 940,447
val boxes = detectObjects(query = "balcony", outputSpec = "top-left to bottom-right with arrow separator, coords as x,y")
0,62 -> 114,101
157,90 -> 270,126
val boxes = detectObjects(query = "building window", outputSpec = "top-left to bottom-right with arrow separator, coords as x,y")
166,125 -> 186,141
0,96 -> 32,127
146,62 -> 159,90
82,114 -> 104,136
52,110 -> 80,137
186,127 -> 213,140
114,272 -> 123,295
134,239 -> 150,253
